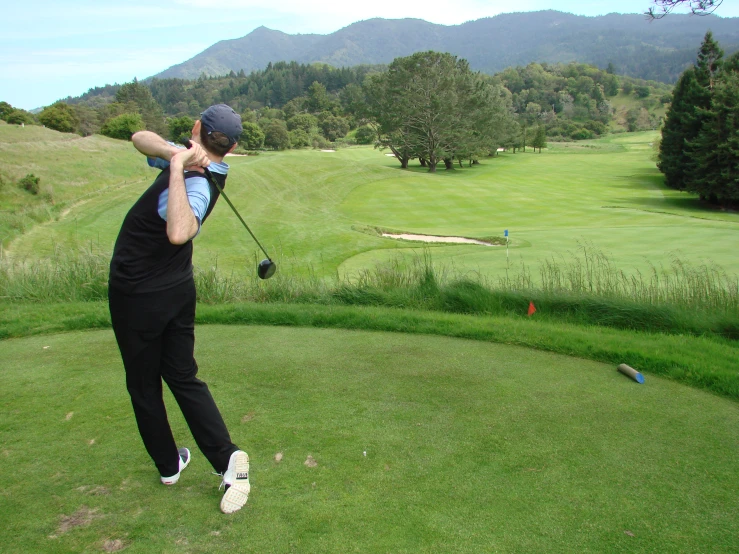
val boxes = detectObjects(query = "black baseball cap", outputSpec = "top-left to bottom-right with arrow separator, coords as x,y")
200,104 -> 242,145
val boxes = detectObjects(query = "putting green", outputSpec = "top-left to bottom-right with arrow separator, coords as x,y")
1,325 -> 737,552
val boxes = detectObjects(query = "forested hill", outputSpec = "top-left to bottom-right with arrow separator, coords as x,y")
154,10 -> 739,84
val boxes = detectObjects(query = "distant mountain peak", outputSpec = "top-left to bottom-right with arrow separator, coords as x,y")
151,11 -> 739,83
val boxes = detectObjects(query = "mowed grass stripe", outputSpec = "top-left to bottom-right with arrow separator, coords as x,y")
0,325 -> 736,552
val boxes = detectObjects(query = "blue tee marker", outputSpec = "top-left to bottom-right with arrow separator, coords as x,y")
618,364 -> 645,384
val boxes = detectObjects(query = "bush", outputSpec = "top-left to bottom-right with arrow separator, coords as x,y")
0,101 -> 13,121
263,120 -> 290,150
312,135 -> 332,149
287,113 -> 318,133
583,120 -> 608,135
38,103 -> 78,134
570,128 -> 594,140
319,114 -> 350,141
333,137 -> 355,149
240,121 -> 265,150
18,174 -> 40,195
288,128 -> 311,148
355,125 -> 375,145
167,115 -> 194,142
100,113 -> 145,141
635,85 -> 651,98
5,109 -> 34,126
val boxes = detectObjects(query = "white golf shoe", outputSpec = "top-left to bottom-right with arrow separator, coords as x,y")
160,447 -> 191,485
220,450 -> 250,514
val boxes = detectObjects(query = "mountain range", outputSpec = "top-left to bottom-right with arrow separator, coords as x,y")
154,10 -> 739,84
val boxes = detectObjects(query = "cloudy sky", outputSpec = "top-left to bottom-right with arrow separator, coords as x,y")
2,0 -> 736,110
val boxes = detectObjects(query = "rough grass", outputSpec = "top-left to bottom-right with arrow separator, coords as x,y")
0,125 -> 150,250
3,245 -> 736,339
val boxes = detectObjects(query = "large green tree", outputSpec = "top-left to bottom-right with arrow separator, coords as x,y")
694,31 -> 724,90
658,32 -> 722,191
364,51 -> 510,172
240,121 -> 265,150
116,80 -> 166,135
5,109 -> 35,125
686,56 -> 739,204
38,102 -> 79,134
72,105 -> 101,136
318,113 -> 350,141
658,69 -> 703,190
263,120 -> 290,150
38,102 -> 79,133
0,101 -> 14,120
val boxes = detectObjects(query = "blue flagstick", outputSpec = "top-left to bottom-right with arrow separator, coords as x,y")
504,229 -> 509,267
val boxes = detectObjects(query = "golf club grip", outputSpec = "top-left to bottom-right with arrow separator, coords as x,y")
180,139 -> 272,260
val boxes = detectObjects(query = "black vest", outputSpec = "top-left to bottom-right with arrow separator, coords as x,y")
109,167 -> 225,294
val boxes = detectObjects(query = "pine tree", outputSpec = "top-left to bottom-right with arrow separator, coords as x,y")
115,81 -> 166,135
687,65 -> 739,205
658,32 -> 724,191
694,31 -> 724,91
532,126 -> 547,153
658,68 -> 703,190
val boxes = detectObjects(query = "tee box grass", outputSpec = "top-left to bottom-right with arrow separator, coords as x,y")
0,325 -> 737,552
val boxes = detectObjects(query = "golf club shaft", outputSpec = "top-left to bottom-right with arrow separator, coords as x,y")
181,140 -> 272,261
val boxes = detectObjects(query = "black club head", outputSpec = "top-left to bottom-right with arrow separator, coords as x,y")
258,259 -> 277,280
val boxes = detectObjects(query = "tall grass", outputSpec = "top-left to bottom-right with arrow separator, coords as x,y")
532,242 -> 739,313
2,245 -> 738,339
0,244 -> 109,302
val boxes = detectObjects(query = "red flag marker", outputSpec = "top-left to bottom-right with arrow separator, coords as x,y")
527,302 -> 536,316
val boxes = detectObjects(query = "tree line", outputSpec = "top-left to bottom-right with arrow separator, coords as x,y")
658,31 -> 739,207
1,56 -> 669,166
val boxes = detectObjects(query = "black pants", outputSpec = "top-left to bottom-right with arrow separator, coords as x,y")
109,280 -> 237,477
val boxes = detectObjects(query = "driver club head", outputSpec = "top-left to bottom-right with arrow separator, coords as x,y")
258,258 -> 277,280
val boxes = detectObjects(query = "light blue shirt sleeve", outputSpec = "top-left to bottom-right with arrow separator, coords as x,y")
157,175 -> 211,238
147,141 -> 181,170
148,156 -> 170,170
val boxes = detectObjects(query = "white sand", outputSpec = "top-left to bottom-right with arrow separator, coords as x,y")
320,149 -> 336,152
382,233 -> 494,246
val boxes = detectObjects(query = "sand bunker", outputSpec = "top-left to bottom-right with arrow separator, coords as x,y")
382,233 -> 494,246
321,149 -> 336,152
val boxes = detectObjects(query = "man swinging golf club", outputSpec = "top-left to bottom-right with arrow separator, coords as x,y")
108,104 -> 250,514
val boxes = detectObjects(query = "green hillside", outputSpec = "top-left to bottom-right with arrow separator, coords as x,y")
0,123 -> 150,250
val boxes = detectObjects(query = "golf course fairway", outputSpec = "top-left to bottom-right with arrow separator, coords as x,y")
1,325 -> 736,552
6,131 -> 739,282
